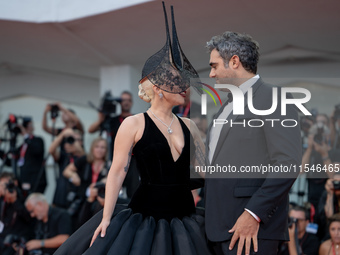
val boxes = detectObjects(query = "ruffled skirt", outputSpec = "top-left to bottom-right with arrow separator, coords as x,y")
54,204 -> 211,255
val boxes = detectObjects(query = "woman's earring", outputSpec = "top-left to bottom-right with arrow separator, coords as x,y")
159,92 -> 163,99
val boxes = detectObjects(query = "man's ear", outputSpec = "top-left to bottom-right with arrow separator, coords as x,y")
230,55 -> 241,69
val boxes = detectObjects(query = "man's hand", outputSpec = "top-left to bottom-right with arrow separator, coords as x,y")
325,178 -> 335,194
0,183 -> 6,197
98,112 -> 105,123
61,128 -> 74,137
307,135 -> 314,150
313,141 -> 328,156
87,183 -> 98,203
26,240 -> 42,251
5,189 -> 17,203
70,172 -> 81,186
44,104 -> 52,113
229,210 -> 260,255
288,221 -> 296,240
97,196 -> 105,207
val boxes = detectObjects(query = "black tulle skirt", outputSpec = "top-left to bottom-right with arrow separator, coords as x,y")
54,204 -> 211,255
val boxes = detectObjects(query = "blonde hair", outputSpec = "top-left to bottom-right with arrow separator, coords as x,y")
87,137 -> 108,163
138,83 -> 154,103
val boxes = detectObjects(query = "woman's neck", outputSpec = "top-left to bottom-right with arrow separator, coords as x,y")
93,159 -> 104,164
149,104 -> 173,120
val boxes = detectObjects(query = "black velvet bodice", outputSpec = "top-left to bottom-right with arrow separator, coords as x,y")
128,112 -> 195,221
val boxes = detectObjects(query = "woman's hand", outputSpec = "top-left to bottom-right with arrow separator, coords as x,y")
90,219 -> 110,247
71,172 -> 81,186
325,178 -> 335,195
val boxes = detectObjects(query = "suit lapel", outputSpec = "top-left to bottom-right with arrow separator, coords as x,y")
211,78 -> 264,164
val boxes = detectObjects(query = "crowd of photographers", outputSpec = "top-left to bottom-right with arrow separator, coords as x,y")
1,89 -> 340,254
0,91 -> 139,255
279,104 -> 340,255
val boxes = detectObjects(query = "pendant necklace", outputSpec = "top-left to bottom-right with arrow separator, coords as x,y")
149,109 -> 174,134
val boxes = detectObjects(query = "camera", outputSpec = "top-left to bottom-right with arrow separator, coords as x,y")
333,180 -> 340,190
3,234 -> 26,247
313,122 -> 324,145
300,116 -> 313,131
5,180 -> 16,193
3,234 -> 42,254
65,136 -> 75,144
5,114 -> 32,136
50,104 -> 59,119
67,197 -> 83,216
100,91 -> 121,116
94,182 -> 106,198
288,217 -> 298,228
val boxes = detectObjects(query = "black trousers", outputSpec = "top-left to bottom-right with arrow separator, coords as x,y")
209,239 -> 280,255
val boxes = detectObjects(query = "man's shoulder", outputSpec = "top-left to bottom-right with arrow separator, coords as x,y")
110,115 -> 121,122
49,206 -> 70,219
255,78 -> 279,91
31,136 -> 44,143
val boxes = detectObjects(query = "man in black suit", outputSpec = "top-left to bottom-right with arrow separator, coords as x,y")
18,119 -> 46,195
1,118 -> 46,196
204,32 -> 302,255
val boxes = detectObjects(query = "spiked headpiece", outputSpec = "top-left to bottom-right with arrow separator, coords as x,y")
140,2 -> 199,94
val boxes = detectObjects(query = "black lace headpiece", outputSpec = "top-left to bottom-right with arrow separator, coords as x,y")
140,2 -> 199,94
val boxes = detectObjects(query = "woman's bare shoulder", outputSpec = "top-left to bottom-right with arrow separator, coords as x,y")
180,117 -> 200,135
180,117 -> 193,127
121,113 -> 144,127
118,113 -> 145,143
319,239 -> 331,255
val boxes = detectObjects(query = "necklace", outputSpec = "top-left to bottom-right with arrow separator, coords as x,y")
149,109 -> 174,134
332,243 -> 339,255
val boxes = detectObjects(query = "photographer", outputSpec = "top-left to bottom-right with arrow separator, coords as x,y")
88,91 -> 133,148
88,91 -> 139,199
42,102 -> 84,136
0,172 -> 33,255
25,193 -> 71,255
330,104 -> 340,149
76,178 -> 128,229
76,180 -> 106,228
279,205 -> 320,255
62,137 -> 109,228
49,128 -> 85,209
63,137 -> 108,197
302,114 -> 334,210
0,117 -> 46,196
315,173 -> 340,242
17,118 -> 46,195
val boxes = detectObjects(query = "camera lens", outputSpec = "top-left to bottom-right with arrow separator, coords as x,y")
65,136 -> 75,144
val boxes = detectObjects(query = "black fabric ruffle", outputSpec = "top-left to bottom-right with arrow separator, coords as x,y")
54,205 -> 211,255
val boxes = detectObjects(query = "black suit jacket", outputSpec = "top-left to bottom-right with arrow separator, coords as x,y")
18,136 -> 46,191
205,78 -> 302,242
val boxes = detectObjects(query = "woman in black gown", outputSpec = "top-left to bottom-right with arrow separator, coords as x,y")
54,3 -> 208,255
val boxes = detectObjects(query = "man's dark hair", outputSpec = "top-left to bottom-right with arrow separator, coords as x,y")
0,172 -> 15,181
121,91 -> 133,98
206,31 -> 260,74
317,113 -> 330,126
290,205 -> 309,221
